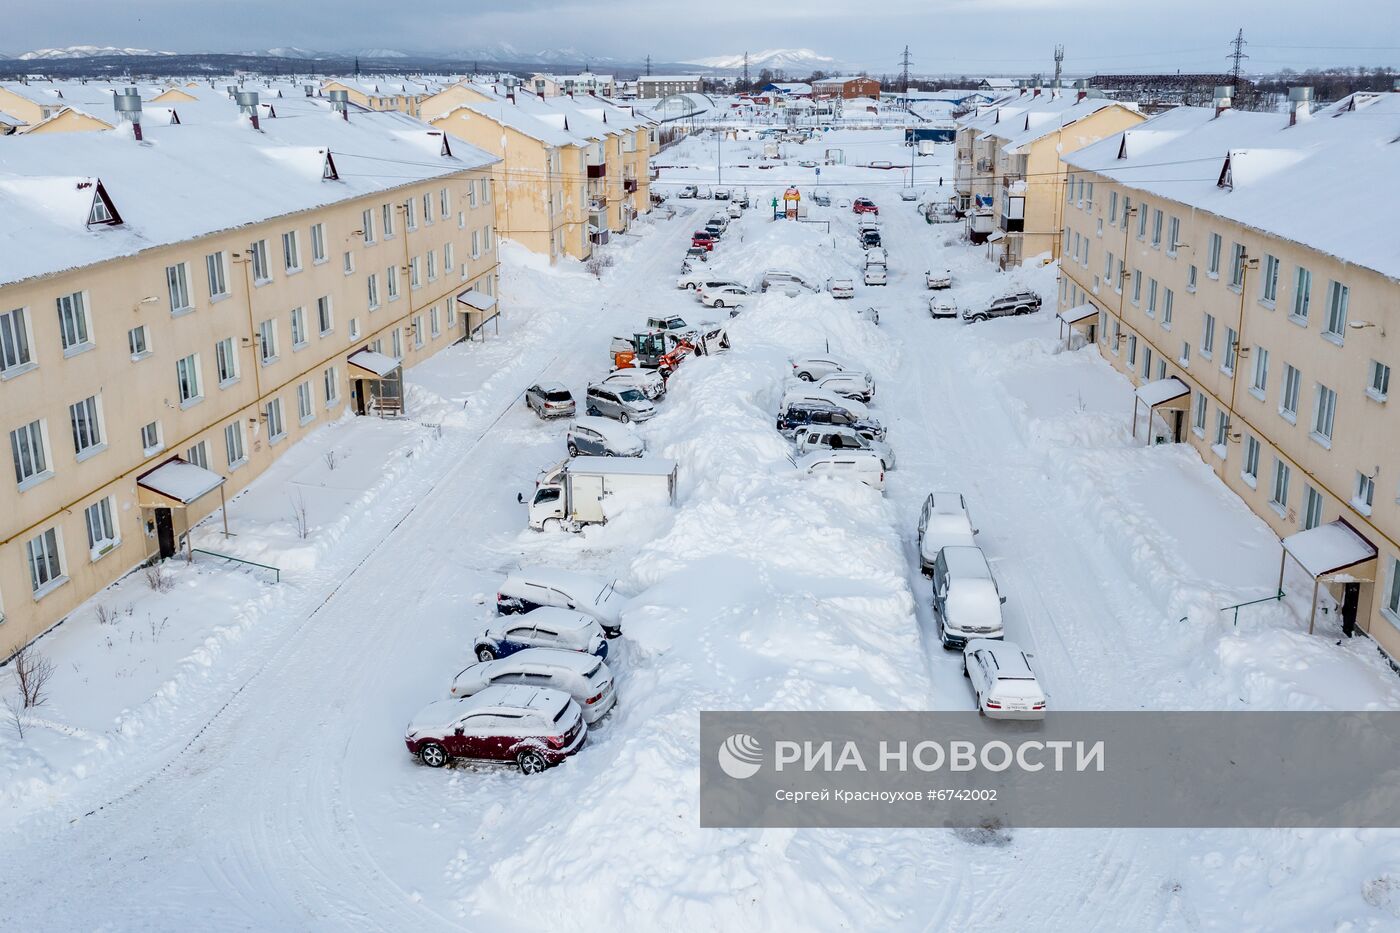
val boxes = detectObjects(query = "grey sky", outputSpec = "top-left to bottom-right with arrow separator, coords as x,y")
6,0 -> 1398,73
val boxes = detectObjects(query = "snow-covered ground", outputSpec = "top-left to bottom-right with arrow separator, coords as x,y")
3,130 -> 1399,931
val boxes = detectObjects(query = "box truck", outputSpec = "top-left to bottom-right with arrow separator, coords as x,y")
529,457 -> 678,530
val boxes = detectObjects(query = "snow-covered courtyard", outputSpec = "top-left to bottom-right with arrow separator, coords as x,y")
3,128 -> 1400,931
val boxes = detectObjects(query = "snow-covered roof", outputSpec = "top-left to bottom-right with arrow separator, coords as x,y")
456,290 -> 497,311
639,75 -> 701,83
1001,100 -> 1138,153
814,76 -> 877,86
1057,303 -> 1099,325
1283,520 -> 1378,578
347,349 -> 401,378
566,456 -> 676,477
137,458 -> 225,504
1063,93 -> 1400,282
1135,376 -> 1190,408
0,94 -> 497,288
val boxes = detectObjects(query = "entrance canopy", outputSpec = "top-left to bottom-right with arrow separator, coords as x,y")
456,290 -> 496,312
347,348 -> 401,379
1282,520 -> 1377,580
1057,303 -> 1098,326
1135,377 -> 1190,409
137,457 -> 225,508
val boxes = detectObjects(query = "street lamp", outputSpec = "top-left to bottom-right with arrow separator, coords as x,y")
1349,320 -> 1386,337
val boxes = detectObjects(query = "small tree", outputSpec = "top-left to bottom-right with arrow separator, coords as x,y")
10,644 -> 55,709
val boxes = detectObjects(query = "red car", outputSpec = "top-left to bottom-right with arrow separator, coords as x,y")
691,231 -> 716,250
852,198 -> 879,215
405,684 -> 586,774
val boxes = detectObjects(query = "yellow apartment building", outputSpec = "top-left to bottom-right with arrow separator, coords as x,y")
1056,88 -> 1400,662
0,91 -> 501,658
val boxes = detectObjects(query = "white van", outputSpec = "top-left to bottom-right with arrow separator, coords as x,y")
796,449 -> 886,491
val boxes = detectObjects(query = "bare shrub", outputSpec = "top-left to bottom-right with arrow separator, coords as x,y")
585,254 -> 615,278
144,563 -> 174,593
4,696 -> 25,741
10,644 -> 55,709
147,615 -> 170,643
323,450 -> 338,471
289,491 -> 310,539
95,604 -> 116,626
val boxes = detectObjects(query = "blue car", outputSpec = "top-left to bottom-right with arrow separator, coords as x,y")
777,402 -> 886,442
473,607 -> 608,662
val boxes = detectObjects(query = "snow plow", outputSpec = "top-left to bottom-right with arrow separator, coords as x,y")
610,325 -> 729,378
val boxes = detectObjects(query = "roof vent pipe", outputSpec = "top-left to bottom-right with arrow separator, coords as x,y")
1393,77 -> 1400,92
225,84 -> 238,99
236,90 -> 261,130
1075,79 -> 1088,103
328,89 -> 349,121
1288,86 -> 1313,126
1213,85 -> 1233,118
113,87 -> 143,141
304,83 -> 316,97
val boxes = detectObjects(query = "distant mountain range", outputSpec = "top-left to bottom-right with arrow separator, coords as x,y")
3,43 -> 625,67
16,45 -> 179,61
684,48 -> 840,73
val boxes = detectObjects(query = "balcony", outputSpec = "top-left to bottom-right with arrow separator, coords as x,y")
587,162 -> 607,179
975,158 -> 993,173
623,177 -> 638,193
588,197 -> 606,213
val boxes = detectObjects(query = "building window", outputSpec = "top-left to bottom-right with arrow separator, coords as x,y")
266,397 -> 286,442
1146,279 -> 1158,317
1281,364 -> 1301,421
206,251 -> 229,300
140,420 -> 163,456
1187,264 -> 1198,293
404,198 -> 417,231
297,380 -> 314,424
410,257 -> 421,289
323,366 -> 339,406
57,291 -> 92,353
1192,392 -> 1207,435
382,203 -> 395,238
84,496 -> 119,557
1131,270 -> 1142,305
9,419 -> 49,487
166,262 -> 193,314
468,182 -> 478,210
1214,410 -> 1230,455
1354,471 -> 1376,515
250,239 -> 271,283
1323,281 -> 1349,341
422,192 -> 434,225
311,223 -> 327,264
128,324 -> 151,359
412,315 -> 424,349
392,327 -> 402,359
290,307 -> 307,349
1151,209 -> 1163,247
387,265 -> 400,300
430,305 -> 441,338
1368,360 -> 1391,401
224,421 -> 246,468
1127,334 -> 1138,366
1206,233 -> 1222,277
1205,315 -> 1220,357
1291,267 -> 1311,323
187,440 -> 209,470
1142,346 -> 1153,379
1386,558 -> 1400,625
439,187 -> 450,218
349,318 -> 360,340
1302,484 -> 1324,531
177,353 -> 203,405
1271,459 -> 1291,512
69,395 -> 104,459
282,229 -> 301,273
26,527 -> 65,596
1180,341 -> 1191,366
426,249 -> 438,282
471,230 -> 481,260
1136,203 -> 1148,239
1251,346 -> 1269,396
1103,251 -> 1114,282
1167,216 -> 1180,256
0,307 -> 34,376
362,209 -> 375,245
367,273 -> 380,310
485,225 -> 495,251
1228,242 -> 1246,289
1162,288 -> 1174,328
483,179 -> 492,205
1260,254 -> 1279,304
1222,327 -> 1238,375
343,251 -> 355,275
316,296 -> 333,335
444,242 -> 455,273
258,319 -> 277,364
1312,384 -> 1337,445
1242,435 -> 1260,485
1107,191 -> 1118,223
215,338 -> 238,386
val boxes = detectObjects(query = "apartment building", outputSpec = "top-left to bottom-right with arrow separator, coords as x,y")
637,75 -> 702,99
321,77 -> 447,118
0,81 -> 117,133
424,82 -> 656,263
1056,87 -> 1400,660
0,92 -> 500,658
527,73 -> 616,98
812,76 -> 881,100
954,86 -> 1143,263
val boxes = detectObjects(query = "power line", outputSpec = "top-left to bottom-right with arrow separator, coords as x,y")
1228,28 -> 1250,95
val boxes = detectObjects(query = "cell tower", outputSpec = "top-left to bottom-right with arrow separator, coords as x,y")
645,54 -> 652,77
1227,28 -> 1249,95
742,51 -> 750,86
899,46 -> 912,93
1053,45 -> 1064,87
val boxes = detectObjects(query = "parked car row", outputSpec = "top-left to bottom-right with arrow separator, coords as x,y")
929,290 -> 1043,323
780,353 -> 886,491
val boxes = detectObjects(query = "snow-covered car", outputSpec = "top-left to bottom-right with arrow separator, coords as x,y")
857,305 -> 880,325
929,299 -> 960,319
793,425 -> 895,470
917,491 -> 978,574
860,229 -> 882,250
683,247 -> 709,265
852,198 -> 879,215
777,402 -> 886,443
586,383 -> 656,423
713,188 -> 731,201
812,191 -> 831,207
815,370 -> 874,402
796,449 -> 885,491
451,648 -> 617,724
727,203 -> 743,219
925,270 -> 953,290
864,246 -> 887,267
678,185 -> 697,199
677,269 -> 742,291
646,314 -> 692,335
700,283 -> 748,310
791,354 -> 847,381
925,202 -> 959,224
404,685 -> 586,773
759,271 -> 818,295
602,368 -> 666,402
963,292 -> 1043,323
691,232 -> 717,251
567,416 -> 644,457
863,264 -> 887,286
496,568 -> 625,637
963,640 -> 1047,720
899,189 -> 918,201
827,277 -> 855,300
524,382 -> 576,420
931,545 -> 1006,649
798,159 -> 818,168
475,606 -> 609,661
782,386 -> 870,420
708,213 -> 729,231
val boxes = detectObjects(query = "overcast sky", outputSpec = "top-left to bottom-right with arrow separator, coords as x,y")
7,0 -> 1398,73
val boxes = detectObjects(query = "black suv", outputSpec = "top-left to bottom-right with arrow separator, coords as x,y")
962,291 -> 1042,323
777,402 -> 886,442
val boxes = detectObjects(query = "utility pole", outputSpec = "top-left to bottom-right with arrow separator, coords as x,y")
742,52 -> 750,88
1227,28 -> 1249,98
1053,45 -> 1064,87
900,45 -> 912,94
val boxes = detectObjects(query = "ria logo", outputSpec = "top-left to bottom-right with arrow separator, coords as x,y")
718,733 -> 764,779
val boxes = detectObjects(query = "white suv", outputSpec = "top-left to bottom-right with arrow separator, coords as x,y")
963,640 -> 1046,719
917,492 -> 977,574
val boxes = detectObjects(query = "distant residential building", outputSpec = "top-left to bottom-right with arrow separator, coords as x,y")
320,76 -> 445,118
527,72 -> 616,98
812,76 -> 881,100
637,75 -> 702,99
978,77 -> 1018,91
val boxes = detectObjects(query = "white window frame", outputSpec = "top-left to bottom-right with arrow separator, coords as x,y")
265,397 -> 286,443
258,318 -> 278,365
250,239 -> 271,283
1312,383 -> 1337,446
215,338 -> 238,387
26,526 -> 66,597
1368,360 -> 1391,402
282,229 -> 302,274
290,306 -> 308,349
323,366 -> 340,407
10,419 -> 51,489
69,394 -> 105,460
84,496 -> 120,559
166,261 -> 193,314
297,380 -> 315,424
57,290 -> 93,355
0,306 -> 35,377
316,296 -> 334,336
177,352 -> 203,407
1323,280 -> 1348,341
310,223 -> 327,264
140,419 -> 163,456
224,420 -> 247,469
